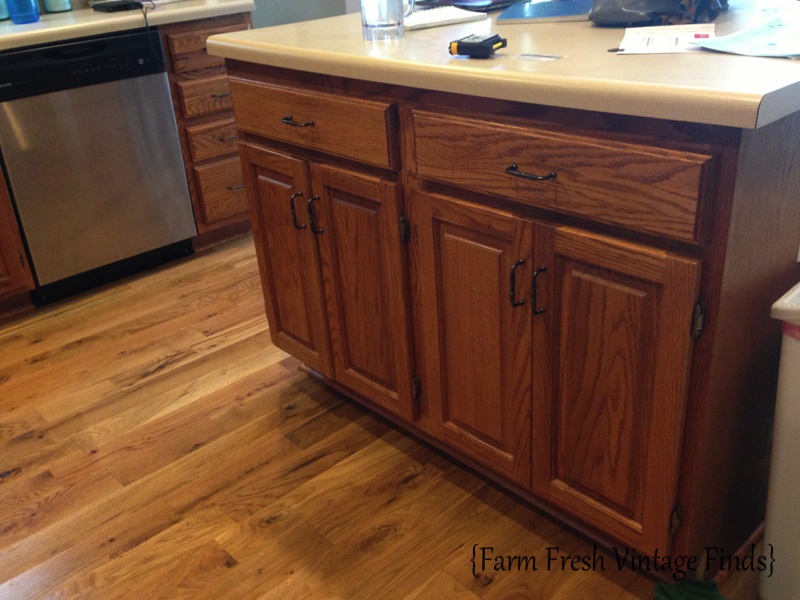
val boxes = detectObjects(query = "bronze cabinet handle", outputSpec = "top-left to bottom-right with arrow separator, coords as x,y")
307,196 -> 324,234
290,192 -> 307,230
505,164 -> 557,181
509,259 -> 525,307
218,134 -> 239,142
227,184 -> 245,191
211,92 -> 232,98
281,115 -> 315,128
531,266 -> 547,315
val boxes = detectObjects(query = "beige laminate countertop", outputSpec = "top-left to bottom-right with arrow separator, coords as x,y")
207,0 -> 800,129
0,0 -> 254,52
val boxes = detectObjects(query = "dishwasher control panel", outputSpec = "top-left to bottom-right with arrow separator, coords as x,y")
0,30 -> 164,103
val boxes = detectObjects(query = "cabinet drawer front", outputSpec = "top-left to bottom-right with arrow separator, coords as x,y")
167,23 -> 250,72
413,111 -> 713,243
186,118 -> 240,162
178,76 -> 233,119
229,79 -> 396,169
194,157 -> 248,226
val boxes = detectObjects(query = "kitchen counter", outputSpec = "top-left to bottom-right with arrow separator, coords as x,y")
0,0 -> 254,52
207,0 -> 800,129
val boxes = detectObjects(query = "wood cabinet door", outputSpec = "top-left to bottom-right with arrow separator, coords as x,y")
310,163 -> 416,420
412,189 -> 533,487
239,143 -> 333,376
0,175 -> 34,298
532,224 -> 701,554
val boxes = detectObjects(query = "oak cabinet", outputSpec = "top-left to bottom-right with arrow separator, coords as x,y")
239,142 -> 416,419
226,61 -> 800,573
411,186 -> 702,553
0,175 -> 34,299
412,189 -> 533,487
531,224 -> 701,555
160,14 -> 252,235
239,144 -> 332,375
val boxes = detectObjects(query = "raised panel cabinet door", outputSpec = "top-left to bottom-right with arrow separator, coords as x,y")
532,224 -> 701,555
412,189 -> 533,487
0,176 -> 34,297
310,163 -> 415,420
239,143 -> 333,377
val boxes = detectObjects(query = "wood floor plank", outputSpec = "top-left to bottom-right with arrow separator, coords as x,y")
0,498 -> 180,599
0,234 -> 758,600
404,570 -> 482,600
0,467 -> 123,552
37,506 -> 240,600
45,333 -> 284,446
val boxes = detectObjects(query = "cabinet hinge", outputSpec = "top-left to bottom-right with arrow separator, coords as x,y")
411,374 -> 421,402
691,297 -> 705,340
18,251 -> 25,267
399,213 -> 410,245
670,505 -> 682,535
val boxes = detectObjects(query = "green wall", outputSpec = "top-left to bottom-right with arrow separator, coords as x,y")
252,0 -> 351,29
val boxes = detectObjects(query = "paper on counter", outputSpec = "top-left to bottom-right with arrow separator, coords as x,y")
690,17 -> 800,58
616,24 -> 715,54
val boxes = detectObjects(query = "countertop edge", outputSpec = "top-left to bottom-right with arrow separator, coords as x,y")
208,36 -> 765,130
0,0 -> 254,52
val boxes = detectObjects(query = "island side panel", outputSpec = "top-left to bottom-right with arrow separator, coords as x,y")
676,110 -> 800,569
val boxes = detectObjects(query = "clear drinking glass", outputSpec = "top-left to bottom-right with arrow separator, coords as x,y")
360,0 -> 415,41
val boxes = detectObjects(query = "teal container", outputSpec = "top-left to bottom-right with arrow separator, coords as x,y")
7,0 -> 40,23
0,0 -> 9,20
43,0 -> 71,12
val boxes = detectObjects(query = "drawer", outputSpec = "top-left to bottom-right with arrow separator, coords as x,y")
167,23 -> 250,72
186,118 -> 240,162
229,79 -> 397,169
177,76 -> 233,119
413,111 -> 714,243
194,157 -> 248,226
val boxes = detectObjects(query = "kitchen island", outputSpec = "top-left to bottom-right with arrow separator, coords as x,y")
207,1 -> 800,578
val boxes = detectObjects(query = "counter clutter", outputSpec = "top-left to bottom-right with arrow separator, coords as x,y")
207,0 -> 800,580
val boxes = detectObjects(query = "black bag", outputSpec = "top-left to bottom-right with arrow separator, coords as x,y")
589,0 -> 727,26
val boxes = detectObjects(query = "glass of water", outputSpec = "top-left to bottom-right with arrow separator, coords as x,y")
360,0 -> 416,41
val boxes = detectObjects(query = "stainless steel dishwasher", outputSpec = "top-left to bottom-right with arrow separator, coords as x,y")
0,29 -> 197,304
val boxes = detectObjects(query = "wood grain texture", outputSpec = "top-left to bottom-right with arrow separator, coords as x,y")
239,142 -> 333,376
413,110 -> 712,244
229,78 -> 398,169
312,162 -> 416,420
160,14 -> 252,236
186,118 -> 240,163
533,224 -> 701,555
0,234 -> 757,599
193,156 -> 248,226
412,189 -> 533,487
167,23 -> 250,73
178,75 -> 234,119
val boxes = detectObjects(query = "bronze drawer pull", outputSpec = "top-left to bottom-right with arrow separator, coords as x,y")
531,266 -> 547,315
218,134 -> 239,142
211,92 -> 232,98
505,164 -> 557,181
289,192 -> 307,230
307,196 -> 324,234
509,259 -> 525,307
227,184 -> 245,191
281,115 -> 315,128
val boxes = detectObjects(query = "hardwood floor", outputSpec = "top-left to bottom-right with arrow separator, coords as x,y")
0,234 -> 760,600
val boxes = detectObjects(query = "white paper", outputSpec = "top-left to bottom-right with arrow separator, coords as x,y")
617,24 -> 715,54
690,17 -> 800,58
